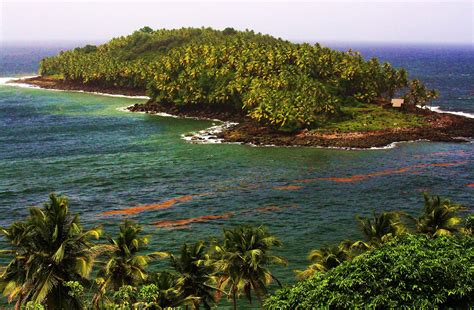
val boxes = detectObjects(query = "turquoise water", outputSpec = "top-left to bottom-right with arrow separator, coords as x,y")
0,45 -> 473,306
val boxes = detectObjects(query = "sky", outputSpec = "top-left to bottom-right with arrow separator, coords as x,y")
1,0 -> 473,45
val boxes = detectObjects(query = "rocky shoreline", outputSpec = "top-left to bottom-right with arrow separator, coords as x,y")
12,76 -> 474,149
128,102 -> 474,149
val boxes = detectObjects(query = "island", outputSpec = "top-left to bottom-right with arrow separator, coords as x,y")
15,27 -> 474,148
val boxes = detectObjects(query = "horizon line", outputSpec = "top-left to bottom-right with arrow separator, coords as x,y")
1,39 -> 473,47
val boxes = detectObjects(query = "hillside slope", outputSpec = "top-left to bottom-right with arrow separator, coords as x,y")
38,27 -> 437,132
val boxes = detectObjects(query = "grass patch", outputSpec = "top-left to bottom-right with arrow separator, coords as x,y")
45,74 -> 64,80
313,104 -> 426,133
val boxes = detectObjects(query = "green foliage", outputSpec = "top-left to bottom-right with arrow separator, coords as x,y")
211,225 -> 287,309
139,26 -> 154,33
2,193 -> 470,308
170,241 -> 218,309
0,194 -> 104,309
462,214 -> 474,235
416,193 -> 464,236
140,272 -> 197,309
357,210 -> 407,244
64,281 -> 84,298
268,193 -> 472,308
222,27 -> 237,35
265,234 -> 474,309
313,103 -> 426,133
23,301 -> 45,310
74,44 -> 98,54
404,78 -> 439,106
294,242 -> 351,279
244,74 -> 340,131
107,273 -> 197,310
110,285 -> 137,309
38,27 -> 436,132
94,220 -> 168,305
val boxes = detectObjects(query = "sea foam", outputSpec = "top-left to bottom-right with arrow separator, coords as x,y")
181,122 -> 239,144
419,105 -> 474,119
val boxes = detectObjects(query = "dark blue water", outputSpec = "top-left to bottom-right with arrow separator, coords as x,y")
328,43 -> 474,114
0,43 -> 472,307
0,43 -> 84,76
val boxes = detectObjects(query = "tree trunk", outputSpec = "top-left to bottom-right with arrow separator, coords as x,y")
232,291 -> 237,310
14,297 -> 22,310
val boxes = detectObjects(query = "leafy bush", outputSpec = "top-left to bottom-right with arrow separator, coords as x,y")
265,234 -> 474,309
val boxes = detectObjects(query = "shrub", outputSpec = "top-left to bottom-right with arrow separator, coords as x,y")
265,234 -> 474,309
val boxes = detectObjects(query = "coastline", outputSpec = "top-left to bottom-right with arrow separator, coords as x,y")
4,76 -> 149,99
8,76 -> 474,149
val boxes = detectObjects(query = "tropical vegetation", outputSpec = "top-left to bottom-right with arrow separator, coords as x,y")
268,193 -> 473,308
93,220 -> 168,306
265,235 -> 474,309
38,27 -> 438,132
0,193 -> 471,309
0,194 -> 104,309
211,225 -> 287,309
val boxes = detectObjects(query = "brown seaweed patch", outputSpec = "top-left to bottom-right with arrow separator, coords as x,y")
256,206 -> 282,213
315,161 -> 467,183
428,162 -> 465,167
273,185 -> 303,190
101,195 -> 197,216
153,212 -> 234,228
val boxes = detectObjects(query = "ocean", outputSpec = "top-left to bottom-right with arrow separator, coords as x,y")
0,42 -> 473,306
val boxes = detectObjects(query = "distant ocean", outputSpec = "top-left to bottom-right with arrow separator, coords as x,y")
0,42 -> 473,299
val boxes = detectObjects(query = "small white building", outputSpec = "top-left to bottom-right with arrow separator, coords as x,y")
391,98 -> 404,108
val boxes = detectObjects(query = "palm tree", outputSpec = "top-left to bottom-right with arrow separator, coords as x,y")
0,222 -> 30,309
211,225 -> 287,309
295,243 -> 350,280
0,194 -> 103,309
170,241 -> 218,309
94,220 -> 168,305
416,193 -> 464,237
357,211 -> 407,244
295,239 -> 370,280
139,272 -> 198,309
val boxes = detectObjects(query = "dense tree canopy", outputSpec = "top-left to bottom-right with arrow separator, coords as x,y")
264,235 -> 474,309
39,27 -> 437,131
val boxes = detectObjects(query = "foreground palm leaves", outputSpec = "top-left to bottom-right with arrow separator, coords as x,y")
137,272 -> 197,309
212,225 -> 287,309
170,241 -> 218,309
0,192 -> 470,308
295,244 -> 350,279
356,211 -> 407,244
0,194 -> 103,309
416,193 -> 464,236
94,220 -> 168,305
